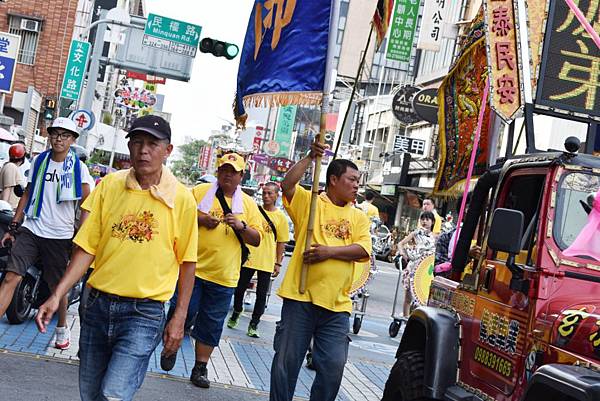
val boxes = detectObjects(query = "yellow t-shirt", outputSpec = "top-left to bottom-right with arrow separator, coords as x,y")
192,183 -> 263,287
278,186 -> 372,313
361,202 -> 379,220
433,210 -> 442,234
74,171 -> 199,301
244,208 -> 290,273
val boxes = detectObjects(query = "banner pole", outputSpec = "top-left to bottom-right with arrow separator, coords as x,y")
332,24 -> 374,159
300,0 -> 340,294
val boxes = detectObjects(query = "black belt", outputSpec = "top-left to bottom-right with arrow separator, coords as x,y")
89,288 -> 161,303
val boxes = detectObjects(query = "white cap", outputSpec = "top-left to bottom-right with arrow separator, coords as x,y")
48,117 -> 80,137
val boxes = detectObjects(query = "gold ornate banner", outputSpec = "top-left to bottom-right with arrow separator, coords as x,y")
483,0 -> 523,122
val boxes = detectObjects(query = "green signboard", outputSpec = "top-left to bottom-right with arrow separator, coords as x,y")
145,13 -> 201,47
274,105 -> 297,158
60,40 -> 91,101
386,0 -> 420,62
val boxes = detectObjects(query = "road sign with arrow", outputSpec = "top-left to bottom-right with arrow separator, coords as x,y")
143,13 -> 202,57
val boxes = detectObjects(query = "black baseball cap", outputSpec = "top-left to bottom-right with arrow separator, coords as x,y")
126,115 -> 171,141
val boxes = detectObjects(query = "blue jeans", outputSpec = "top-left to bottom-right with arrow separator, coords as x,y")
79,290 -> 166,401
167,277 -> 234,347
270,299 -> 350,401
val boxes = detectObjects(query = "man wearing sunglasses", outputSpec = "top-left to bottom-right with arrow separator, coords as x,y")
0,117 -> 93,349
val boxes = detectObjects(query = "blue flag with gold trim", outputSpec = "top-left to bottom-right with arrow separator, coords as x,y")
234,0 -> 332,127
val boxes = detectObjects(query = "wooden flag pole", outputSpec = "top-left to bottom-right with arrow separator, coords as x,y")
300,0 -> 340,294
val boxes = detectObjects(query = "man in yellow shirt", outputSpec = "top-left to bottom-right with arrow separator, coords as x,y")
161,152 -> 262,390
359,191 -> 379,221
423,197 -> 442,234
35,115 -> 199,401
270,139 -> 372,401
227,181 -> 289,338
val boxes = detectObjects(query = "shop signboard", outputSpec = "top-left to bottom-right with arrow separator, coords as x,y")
535,0 -> 600,121
387,0 -> 420,62
392,85 -> 421,125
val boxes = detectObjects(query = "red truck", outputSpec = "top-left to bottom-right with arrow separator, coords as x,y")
382,139 -> 600,401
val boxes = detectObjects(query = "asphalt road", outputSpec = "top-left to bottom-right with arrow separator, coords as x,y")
0,351 -> 269,401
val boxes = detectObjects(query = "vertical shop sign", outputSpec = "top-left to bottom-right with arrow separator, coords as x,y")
387,0 -> 421,62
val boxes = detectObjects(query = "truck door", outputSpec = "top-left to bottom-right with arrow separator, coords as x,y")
466,169 -> 547,399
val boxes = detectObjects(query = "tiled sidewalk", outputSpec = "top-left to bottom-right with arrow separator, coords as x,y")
0,308 -> 391,401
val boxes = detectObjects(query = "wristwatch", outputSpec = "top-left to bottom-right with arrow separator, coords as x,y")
239,221 -> 248,232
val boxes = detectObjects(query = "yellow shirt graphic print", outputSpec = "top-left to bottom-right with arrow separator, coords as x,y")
111,211 -> 158,243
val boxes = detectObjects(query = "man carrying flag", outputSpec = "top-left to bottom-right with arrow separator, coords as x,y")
270,139 -> 372,401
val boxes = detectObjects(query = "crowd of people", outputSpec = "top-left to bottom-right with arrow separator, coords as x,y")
0,115 -> 373,401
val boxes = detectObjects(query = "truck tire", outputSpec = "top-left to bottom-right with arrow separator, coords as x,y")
381,350 -> 434,401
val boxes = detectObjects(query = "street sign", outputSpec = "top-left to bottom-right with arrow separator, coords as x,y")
0,32 -> 21,94
144,13 -> 201,57
60,40 -> 91,101
69,109 -> 95,131
114,15 -> 194,82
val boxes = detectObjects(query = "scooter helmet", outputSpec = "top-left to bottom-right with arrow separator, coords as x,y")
8,143 -> 25,160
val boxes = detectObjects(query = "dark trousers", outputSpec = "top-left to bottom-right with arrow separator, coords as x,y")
233,266 -> 271,324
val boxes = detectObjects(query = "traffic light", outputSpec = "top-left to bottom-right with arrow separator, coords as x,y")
199,38 -> 239,60
44,98 -> 56,120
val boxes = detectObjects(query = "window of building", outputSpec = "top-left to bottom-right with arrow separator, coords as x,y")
8,15 -> 41,65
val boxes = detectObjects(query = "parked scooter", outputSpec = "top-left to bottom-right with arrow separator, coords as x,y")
0,200 -> 82,324
372,220 -> 393,262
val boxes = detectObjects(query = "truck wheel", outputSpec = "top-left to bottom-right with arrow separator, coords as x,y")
6,276 -> 34,324
382,350 -> 433,401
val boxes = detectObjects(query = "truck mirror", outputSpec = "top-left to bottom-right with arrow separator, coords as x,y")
488,208 -> 524,255
488,208 -> 530,294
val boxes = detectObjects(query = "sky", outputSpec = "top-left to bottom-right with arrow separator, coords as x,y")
145,0 -> 255,145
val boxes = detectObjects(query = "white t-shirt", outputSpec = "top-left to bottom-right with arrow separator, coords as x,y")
23,157 -> 93,239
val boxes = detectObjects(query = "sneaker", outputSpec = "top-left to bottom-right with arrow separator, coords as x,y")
227,311 -> 241,329
55,326 -> 71,350
247,322 -> 260,338
160,351 -> 177,371
190,363 -> 210,388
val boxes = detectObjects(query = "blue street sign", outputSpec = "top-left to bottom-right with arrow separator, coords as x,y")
0,32 -> 21,94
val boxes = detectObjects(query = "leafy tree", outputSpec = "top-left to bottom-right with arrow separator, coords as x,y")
171,139 -> 207,184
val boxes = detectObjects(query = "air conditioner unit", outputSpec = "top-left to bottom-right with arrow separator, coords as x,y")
20,19 -> 40,32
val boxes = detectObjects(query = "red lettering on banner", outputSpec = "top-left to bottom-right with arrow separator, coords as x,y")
495,42 -> 516,70
491,6 -> 512,37
496,74 -> 517,104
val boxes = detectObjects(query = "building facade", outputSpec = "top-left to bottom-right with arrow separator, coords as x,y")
0,0 -> 82,151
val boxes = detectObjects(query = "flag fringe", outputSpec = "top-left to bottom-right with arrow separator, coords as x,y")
235,91 -> 323,129
244,91 -> 323,109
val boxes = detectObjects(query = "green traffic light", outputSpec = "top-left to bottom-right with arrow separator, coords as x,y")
226,44 -> 239,59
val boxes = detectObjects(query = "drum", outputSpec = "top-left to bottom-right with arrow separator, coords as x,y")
350,257 -> 372,296
409,253 -> 435,306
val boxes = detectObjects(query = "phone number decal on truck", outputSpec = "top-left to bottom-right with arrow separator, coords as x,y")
473,346 -> 513,378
